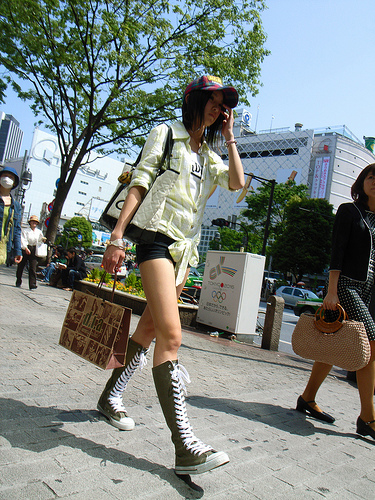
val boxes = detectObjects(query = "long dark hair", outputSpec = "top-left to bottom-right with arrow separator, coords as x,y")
182,90 -> 224,147
352,163 -> 375,207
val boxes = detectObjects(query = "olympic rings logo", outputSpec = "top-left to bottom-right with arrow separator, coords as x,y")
212,290 -> 226,303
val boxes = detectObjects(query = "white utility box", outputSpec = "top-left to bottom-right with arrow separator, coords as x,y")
197,250 -> 265,335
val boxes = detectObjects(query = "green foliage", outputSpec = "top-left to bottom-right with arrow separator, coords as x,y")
241,181 -> 309,262
58,217 -> 93,249
209,227 -> 243,251
0,0 -> 270,243
271,198 -> 334,282
125,272 -> 144,293
241,181 -> 309,253
87,267 -> 112,282
209,225 -> 262,253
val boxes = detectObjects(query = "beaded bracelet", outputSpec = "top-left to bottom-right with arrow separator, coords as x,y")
224,139 -> 238,147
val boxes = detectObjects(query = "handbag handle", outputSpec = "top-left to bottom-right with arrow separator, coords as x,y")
314,303 -> 347,333
94,270 -> 117,303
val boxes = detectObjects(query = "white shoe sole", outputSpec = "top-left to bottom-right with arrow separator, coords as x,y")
96,403 -> 135,431
175,451 -> 229,475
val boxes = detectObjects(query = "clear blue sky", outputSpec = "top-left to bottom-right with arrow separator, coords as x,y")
1,0 -> 374,156
251,0 -> 375,141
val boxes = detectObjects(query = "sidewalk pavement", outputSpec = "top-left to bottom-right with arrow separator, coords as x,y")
1,265 -> 375,500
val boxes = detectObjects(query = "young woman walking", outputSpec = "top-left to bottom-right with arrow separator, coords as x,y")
99,75 -> 245,475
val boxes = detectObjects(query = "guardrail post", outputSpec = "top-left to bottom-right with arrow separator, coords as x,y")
261,295 -> 284,351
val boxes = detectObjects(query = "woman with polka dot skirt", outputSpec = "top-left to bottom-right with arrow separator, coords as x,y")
296,163 -> 375,440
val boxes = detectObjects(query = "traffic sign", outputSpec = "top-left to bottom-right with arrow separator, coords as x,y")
45,217 -> 50,227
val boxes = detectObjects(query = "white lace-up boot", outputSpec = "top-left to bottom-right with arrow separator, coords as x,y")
97,338 -> 148,430
152,360 -> 229,475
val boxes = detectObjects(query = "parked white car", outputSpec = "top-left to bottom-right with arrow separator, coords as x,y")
276,286 -> 319,308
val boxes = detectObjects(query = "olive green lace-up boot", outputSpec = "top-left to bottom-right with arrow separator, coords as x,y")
153,360 -> 229,475
97,338 -> 148,430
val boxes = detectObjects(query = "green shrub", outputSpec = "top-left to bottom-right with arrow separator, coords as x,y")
126,272 -> 144,292
88,268 -> 112,283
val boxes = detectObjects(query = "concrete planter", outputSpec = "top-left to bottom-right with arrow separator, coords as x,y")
76,280 -> 198,327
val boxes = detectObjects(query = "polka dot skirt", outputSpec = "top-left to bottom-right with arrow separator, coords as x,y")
326,211 -> 375,342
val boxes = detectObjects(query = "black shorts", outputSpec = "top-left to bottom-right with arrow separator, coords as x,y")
136,233 -> 176,266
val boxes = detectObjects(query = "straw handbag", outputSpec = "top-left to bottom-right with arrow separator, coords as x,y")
292,304 -> 370,371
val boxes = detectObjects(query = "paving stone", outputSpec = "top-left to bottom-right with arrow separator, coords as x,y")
0,481 -> 56,500
2,265 -> 375,499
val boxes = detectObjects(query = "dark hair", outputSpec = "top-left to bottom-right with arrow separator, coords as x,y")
182,90 -> 224,147
67,247 -> 76,254
56,246 -> 65,255
351,163 -> 375,207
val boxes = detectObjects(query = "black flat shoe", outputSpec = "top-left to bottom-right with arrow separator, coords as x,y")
296,395 -> 335,423
356,417 -> 375,440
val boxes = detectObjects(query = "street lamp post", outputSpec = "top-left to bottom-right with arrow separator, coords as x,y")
248,175 -> 276,256
260,178 -> 276,255
212,174 -> 276,256
18,168 -> 33,219
64,227 -> 79,249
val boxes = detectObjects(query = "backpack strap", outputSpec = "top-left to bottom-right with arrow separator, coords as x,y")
118,125 -> 174,185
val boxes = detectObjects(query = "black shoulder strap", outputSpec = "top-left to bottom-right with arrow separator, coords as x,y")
160,126 -> 173,170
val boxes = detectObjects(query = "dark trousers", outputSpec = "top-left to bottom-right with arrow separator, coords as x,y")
16,246 -> 38,289
61,268 -> 82,289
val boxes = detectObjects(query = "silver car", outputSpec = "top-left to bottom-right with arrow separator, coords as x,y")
276,286 -> 319,308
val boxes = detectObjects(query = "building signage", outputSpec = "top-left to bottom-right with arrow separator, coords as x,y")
318,157 -> 330,198
89,197 -> 108,222
311,156 -> 330,199
311,157 -> 322,198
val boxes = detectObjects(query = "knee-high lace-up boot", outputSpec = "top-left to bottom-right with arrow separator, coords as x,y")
153,360 -> 229,475
97,338 -> 148,430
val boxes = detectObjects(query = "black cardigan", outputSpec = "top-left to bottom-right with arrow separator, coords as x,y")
330,202 -> 371,282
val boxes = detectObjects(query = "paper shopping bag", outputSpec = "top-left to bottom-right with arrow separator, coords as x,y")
59,290 -> 131,369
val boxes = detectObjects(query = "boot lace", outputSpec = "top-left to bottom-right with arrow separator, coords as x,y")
108,348 -> 148,412
171,363 -> 212,456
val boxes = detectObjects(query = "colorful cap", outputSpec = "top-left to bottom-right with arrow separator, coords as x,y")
184,75 -> 239,108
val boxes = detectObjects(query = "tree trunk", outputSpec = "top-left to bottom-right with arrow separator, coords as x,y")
45,148 -> 89,243
45,164 -> 74,243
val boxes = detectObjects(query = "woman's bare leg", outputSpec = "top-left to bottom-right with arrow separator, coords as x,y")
301,361 -> 333,412
138,258 -> 189,366
357,340 -> 375,429
131,267 -> 189,351
130,305 -> 156,347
